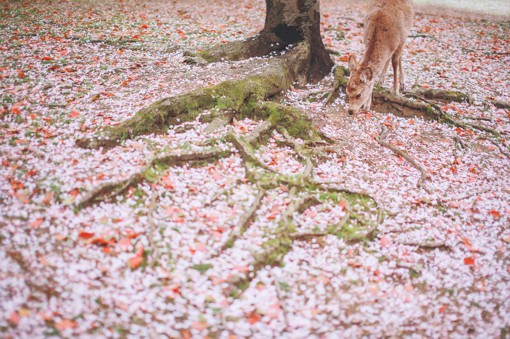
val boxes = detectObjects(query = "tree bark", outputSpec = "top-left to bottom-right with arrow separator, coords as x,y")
192,0 -> 333,82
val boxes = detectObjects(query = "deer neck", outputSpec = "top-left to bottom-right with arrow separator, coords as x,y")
361,36 -> 391,78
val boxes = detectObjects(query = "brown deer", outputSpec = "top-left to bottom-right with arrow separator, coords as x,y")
346,0 -> 414,115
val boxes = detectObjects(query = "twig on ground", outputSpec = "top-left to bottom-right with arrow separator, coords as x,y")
488,139 -> 510,159
397,240 -> 449,250
273,275 -> 290,330
377,125 -> 431,193
147,181 -> 161,264
326,48 -> 341,56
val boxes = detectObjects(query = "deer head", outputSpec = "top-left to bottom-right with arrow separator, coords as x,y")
346,54 -> 375,115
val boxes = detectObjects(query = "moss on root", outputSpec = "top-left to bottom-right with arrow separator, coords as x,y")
76,47 -> 309,150
412,88 -> 472,104
325,65 -> 350,105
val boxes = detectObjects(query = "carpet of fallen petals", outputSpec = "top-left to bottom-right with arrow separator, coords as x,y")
1,0 -> 509,337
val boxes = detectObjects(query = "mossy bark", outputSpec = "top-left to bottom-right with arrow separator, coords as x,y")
189,0 -> 333,82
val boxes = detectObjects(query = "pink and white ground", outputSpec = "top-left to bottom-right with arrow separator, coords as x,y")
1,0 -> 509,337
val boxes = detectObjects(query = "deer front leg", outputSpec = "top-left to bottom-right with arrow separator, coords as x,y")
399,54 -> 405,92
378,59 -> 390,86
363,91 -> 373,111
392,44 -> 404,95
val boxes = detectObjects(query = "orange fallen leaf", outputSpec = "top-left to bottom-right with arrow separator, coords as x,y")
69,110 -> 80,118
488,210 -> 501,219
127,256 -> 143,269
30,218 -> 44,228
339,55 -> 350,62
78,231 -> 95,240
117,237 -> 131,251
162,176 -> 174,189
380,236 -> 393,247
8,311 -> 20,325
127,246 -> 144,269
42,191 -> 54,205
247,311 -> 261,325
191,320 -> 208,330
464,257 -> 475,266
55,319 -> 77,331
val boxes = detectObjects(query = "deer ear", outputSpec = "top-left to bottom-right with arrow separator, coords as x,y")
348,54 -> 358,71
360,67 -> 373,83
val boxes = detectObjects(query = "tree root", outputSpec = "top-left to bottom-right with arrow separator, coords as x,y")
185,32 -> 284,64
385,91 -> 502,138
218,189 -> 266,253
147,180 -> 161,265
325,77 -> 503,139
6,250 -> 60,300
76,44 -> 311,150
483,137 -> 510,159
409,88 -> 472,104
74,38 -> 384,301
493,100 -> 510,110
291,202 -> 351,242
77,148 -> 231,209
324,66 -> 349,105
377,125 -> 431,193
396,240 -> 450,251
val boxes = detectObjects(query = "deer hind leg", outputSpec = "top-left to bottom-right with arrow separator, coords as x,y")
392,43 -> 405,95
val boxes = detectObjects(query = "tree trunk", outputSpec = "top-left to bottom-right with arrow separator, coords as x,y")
192,0 -> 333,82
264,0 -> 333,81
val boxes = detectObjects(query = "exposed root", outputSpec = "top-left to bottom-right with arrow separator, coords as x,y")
291,202 -> 351,241
6,250 -> 60,300
147,182 -> 160,265
229,189 -> 314,295
273,274 -> 290,329
77,44 -> 311,150
278,128 -> 313,181
409,88 -> 472,104
218,189 -> 266,253
185,32 -> 283,64
372,89 -> 440,120
227,132 -> 276,173
493,100 -> 510,109
399,93 -> 502,138
324,66 -> 349,105
77,148 -> 231,209
462,116 -> 493,122
325,80 -> 503,139
243,120 -> 273,146
487,138 -> 510,159
326,48 -> 342,56
397,240 -> 450,250
377,125 -> 431,193
203,113 -> 234,134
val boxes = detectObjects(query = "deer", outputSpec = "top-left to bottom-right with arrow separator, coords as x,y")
346,0 -> 414,115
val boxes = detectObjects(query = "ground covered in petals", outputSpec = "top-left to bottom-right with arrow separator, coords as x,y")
1,0 -> 509,337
